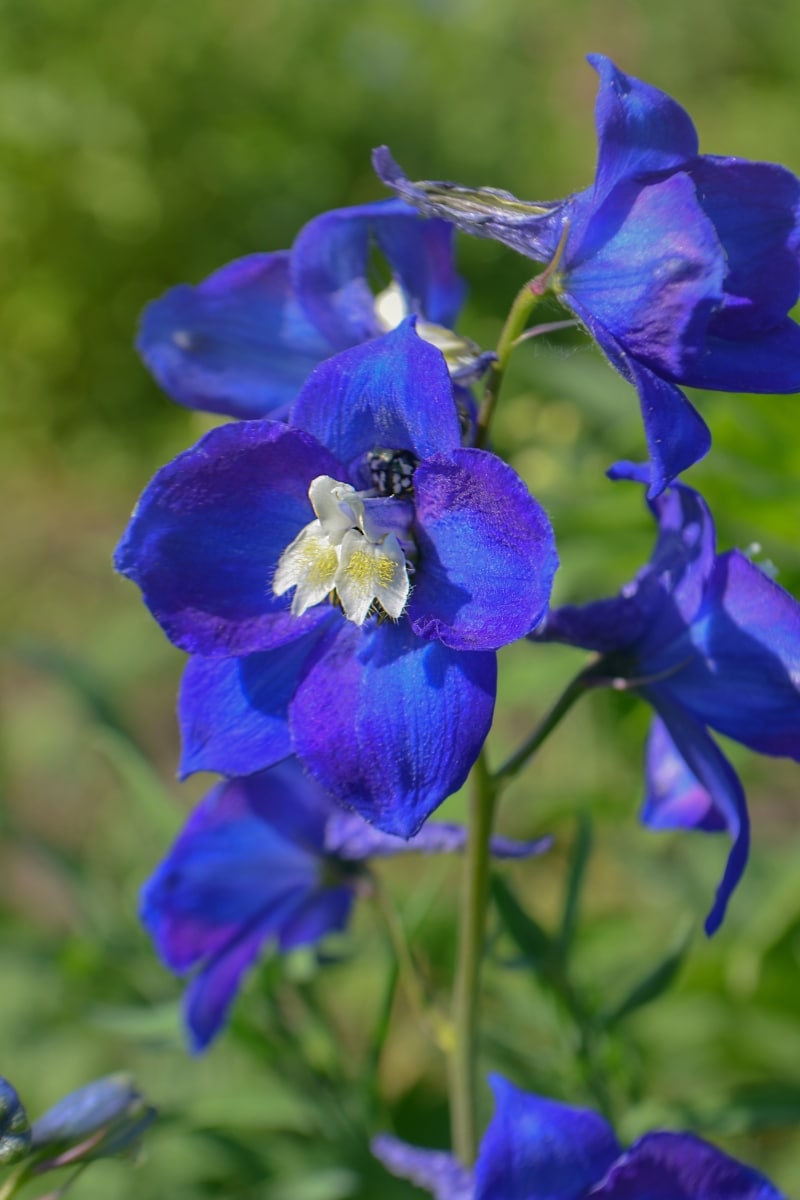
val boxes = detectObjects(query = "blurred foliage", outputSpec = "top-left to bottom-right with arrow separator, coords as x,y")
2,0 -> 800,1195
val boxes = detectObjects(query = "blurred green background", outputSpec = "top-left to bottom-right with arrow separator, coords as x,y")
2,0 -> 800,1195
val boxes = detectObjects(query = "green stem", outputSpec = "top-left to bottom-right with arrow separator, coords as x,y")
474,281 -> 542,450
449,749 -> 497,1164
492,662 -> 602,788
0,1165 -> 31,1200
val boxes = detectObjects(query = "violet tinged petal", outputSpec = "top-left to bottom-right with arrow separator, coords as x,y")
643,717 -> 727,834
290,619 -> 496,836
372,146 -> 570,264
178,620 -> 335,777
290,319 -> 462,471
325,809 -> 551,861
678,318 -> 800,394
690,157 -> 800,337
587,54 -> 698,207
409,448 -> 558,650
136,252 -> 334,420
372,1135 -> 473,1200
277,887 -> 355,952
291,198 -> 465,349
588,1130 -> 786,1200
114,421 -> 343,656
475,1076 -> 620,1200
577,317 -> 711,497
140,772 -> 324,974
669,550 -> 800,759
534,594 -> 657,655
645,692 -> 749,936
564,172 -> 724,380
184,922 -> 275,1052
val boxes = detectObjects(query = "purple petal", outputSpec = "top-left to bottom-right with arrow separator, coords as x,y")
581,320 -> 711,497
668,550 -> 800,758
114,421 -> 342,656
588,54 -> 698,206
372,1135 -> 473,1200
372,146 -> 570,264
184,924 -> 271,1052
565,172 -> 724,381
590,1130 -> 786,1199
277,887 -> 354,952
408,448 -> 558,650
290,319 -> 462,471
290,619 -> 496,836
643,717 -> 727,834
325,809 -> 550,861
291,198 -> 466,349
475,1076 -> 620,1200
137,252 -> 334,420
178,621 -> 335,777
646,692 -> 749,935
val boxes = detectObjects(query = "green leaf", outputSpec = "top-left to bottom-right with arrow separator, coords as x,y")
490,873 -> 553,970
557,814 -> 592,959
599,929 -> 693,1029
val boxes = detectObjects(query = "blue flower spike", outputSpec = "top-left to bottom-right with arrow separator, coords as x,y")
374,54 -> 800,496
137,199 -> 490,421
116,321 -> 558,834
373,1074 -> 787,1199
142,758 -> 550,1051
0,1077 -> 31,1166
536,462 -> 800,933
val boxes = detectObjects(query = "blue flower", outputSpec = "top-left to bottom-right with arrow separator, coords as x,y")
115,321 -> 558,835
373,1075 -> 786,1199
374,54 -> 800,496
138,198 -> 491,421
535,462 -> 800,933
142,759 -> 550,1051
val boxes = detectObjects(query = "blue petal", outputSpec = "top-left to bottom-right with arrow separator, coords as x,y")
114,421 -> 342,655
291,198 -> 466,349
372,146 -> 570,264
589,1130 -> 786,1199
643,717 -> 728,834
691,157 -> 800,337
578,319 -> 711,496
668,550 -> 800,759
137,253 -> 334,419
678,318 -> 800,393
588,54 -> 698,206
645,692 -> 750,935
372,1135 -> 473,1200
564,172 -> 724,381
178,621 -> 335,777
184,923 -> 273,1052
409,448 -> 558,650
475,1076 -> 620,1200
290,620 -> 497,836
290,319 -> 462,471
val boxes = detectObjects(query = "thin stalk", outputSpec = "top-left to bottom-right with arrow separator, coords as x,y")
449,750 -> 497,1164
493,662 -> 603,788
371,878 -> 448,1049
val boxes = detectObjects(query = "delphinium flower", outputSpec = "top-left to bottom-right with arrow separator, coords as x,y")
373,1074 -> 786,1198
534,462 -> 800,933
142,758 -> 550,1051
138,198 -> 491,422
115,320 -> 558,835
374,54 -> 800,496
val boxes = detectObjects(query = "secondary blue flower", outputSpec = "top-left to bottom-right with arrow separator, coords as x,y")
143,759 -> 550,1051
535,462 -> 800,933
374,54 -> 800,496
373,1075 -> 786,1199
138,198 -> 490,421
116,320 -> 558,835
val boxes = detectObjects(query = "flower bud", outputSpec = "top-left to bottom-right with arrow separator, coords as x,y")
0,1077 -> 32,1166
30,1074 -> 155,1167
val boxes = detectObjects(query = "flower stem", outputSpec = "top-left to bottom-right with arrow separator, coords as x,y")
492,661 -> 602,788
449,749 -> 497,1164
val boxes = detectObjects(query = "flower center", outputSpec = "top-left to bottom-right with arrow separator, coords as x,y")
273,475 -> 412,626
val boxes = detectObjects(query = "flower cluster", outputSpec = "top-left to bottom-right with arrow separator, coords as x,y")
374,1075 -> 786,1199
